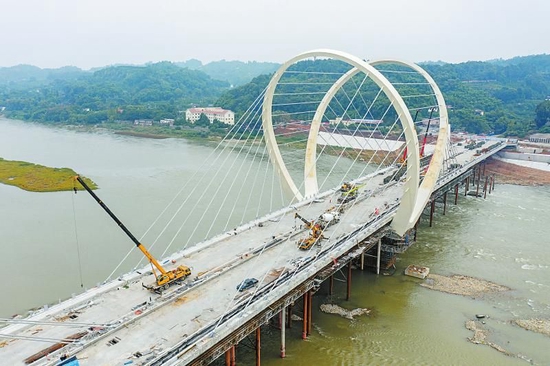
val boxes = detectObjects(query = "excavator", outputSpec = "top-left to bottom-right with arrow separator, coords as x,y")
74,176 -> 191,294
294,213 -> 325,250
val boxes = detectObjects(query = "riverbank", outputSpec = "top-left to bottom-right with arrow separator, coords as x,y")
0,158 -> 97,192
485,156 -> 550,185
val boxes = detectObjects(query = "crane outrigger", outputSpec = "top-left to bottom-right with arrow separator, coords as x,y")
74,176 -> 191,294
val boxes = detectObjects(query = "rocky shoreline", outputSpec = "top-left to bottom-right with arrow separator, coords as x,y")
485,157 -> 550,186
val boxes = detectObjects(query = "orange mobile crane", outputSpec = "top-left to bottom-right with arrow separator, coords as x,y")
294,213 -> 325,250
74,176 -> 191,294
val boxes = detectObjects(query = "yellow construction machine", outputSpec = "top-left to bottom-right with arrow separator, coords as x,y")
337,182 -> 362,203
74,176 -> 191,294
294,212 -> 325,250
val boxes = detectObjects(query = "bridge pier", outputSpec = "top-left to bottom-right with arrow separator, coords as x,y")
346,262 -> 352,299
429,200 -> 435,227
280,308 -> 285,358
256,328 -> 261,365
329,275 -> 334,295
443,191 -> 447,215
376,239 -> 381,275
287,303 -> 293,329
225,348 -> 231,366
302,292 -> 308,339
308,291 -> 313,336
484,176 -> 488,199
454,184 -> 459,205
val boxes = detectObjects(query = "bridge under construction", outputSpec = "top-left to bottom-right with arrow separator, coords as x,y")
0,49 -> 510,366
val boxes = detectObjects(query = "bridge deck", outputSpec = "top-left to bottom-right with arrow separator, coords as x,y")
0,140 -> 505,366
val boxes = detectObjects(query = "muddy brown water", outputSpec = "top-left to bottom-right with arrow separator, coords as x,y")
1,118 -> 549,365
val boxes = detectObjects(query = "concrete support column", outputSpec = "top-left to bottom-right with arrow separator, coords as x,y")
256,328 -> 261,365
443,191 -> 447,215
476,174 -> 481,197
377,238 -> 382,275
454,184 -> 459,205
492,175 -> 495,191
302,293 -> 308,340
484,176 -> 488,199
360,250 -> 365,271
346,263 -> 352,300
287,304 -> 293,329
465,176 -> 469,196
414,220 -> 418,241
280,308 -> 286,359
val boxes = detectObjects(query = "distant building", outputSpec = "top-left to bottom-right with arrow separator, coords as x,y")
529,133 -> 550,144
134,119 -> 153,126
185,107 -> 235,125
159,119 -> 175,126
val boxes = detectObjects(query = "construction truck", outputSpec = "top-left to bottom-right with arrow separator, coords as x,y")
318,210 -> 340,227
337,182 -> 361,204
74,176 -> 191,294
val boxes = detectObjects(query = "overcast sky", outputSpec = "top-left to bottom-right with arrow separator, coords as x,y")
1,0 -> 548,69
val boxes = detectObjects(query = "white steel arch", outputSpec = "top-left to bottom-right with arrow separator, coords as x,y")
369,59 -> 449,233
300,60 -> 448,235
262,49 -> 420,212
261,50 -> 454,236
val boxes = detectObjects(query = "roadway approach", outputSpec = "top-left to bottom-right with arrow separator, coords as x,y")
0,140 -> 506,366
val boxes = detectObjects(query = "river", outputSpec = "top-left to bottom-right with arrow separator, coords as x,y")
1,118 -> 549,365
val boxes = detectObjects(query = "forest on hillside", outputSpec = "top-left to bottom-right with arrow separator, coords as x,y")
218,55 -> 550,137
1,55 -> 550,136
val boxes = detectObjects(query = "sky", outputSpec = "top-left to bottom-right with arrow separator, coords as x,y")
1,0 -> 548,69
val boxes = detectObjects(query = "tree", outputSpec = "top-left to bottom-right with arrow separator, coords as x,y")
534,100 -> 550,129
195,113 -> 211,127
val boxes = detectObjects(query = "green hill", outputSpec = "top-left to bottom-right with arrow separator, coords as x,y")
0,62 -> 230,124
217,55 -> 550,136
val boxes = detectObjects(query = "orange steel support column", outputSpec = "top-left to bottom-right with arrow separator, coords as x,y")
307,291 -> 313,336
230,345 -> 236,366
302,293 -> 308,339
280,307 -> 286,358
346,262 -> 352,300
225,348 -> 231,366
256,327 -> 261,365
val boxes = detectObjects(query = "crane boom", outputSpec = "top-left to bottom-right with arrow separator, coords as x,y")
74,175 -> 167,275
294,212 -> 313,229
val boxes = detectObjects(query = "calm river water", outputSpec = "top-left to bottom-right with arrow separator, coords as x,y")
1,118 -> 549,365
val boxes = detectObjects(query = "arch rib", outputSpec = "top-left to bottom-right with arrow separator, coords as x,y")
262,49 -> 420,219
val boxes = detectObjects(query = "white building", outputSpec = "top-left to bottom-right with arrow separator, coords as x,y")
185,107 -> 235,125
